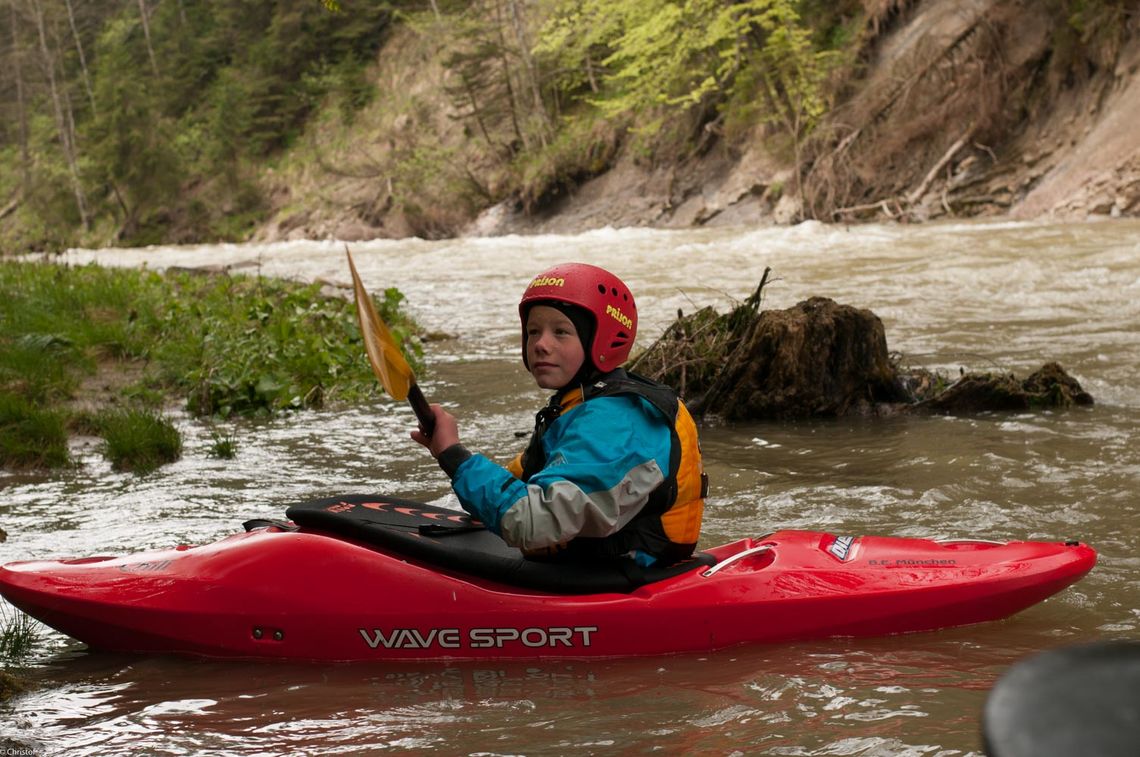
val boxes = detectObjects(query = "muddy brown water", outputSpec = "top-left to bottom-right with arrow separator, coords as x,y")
1,220 -> 1137,755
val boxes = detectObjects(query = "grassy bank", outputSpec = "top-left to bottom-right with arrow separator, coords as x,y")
0,259 -> 420,472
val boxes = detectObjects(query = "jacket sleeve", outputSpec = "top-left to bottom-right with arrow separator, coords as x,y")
449,395 -> 672,552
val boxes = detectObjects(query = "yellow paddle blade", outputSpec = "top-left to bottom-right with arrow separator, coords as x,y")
346,249 -> 414,401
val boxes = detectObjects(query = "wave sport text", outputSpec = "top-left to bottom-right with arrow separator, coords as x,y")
359,625 -> 598,650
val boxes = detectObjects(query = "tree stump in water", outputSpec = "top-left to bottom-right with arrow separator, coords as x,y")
631,286 -> 1093,420
705,296 -> 909,419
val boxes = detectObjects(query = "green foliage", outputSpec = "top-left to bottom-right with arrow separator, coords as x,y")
532,0 -> 625,99
0,260 -> 161,367
0,259 -> 422,468
514,115 -> 620,212
0,392 -> 70,469
730,4 -> 842,145
155,274 -> 418,417
389,142 -> 490,236
440,9 -> 528,156
533,0 -> 840,152
96,407 -> 183,474
88,20 -> 187,245
208,429 -> 239,460
302,55 -> 378,125
0,336 -> 76,406
0,605 -> 39,661
0,0 -> 395,249
0,0 -> 867,247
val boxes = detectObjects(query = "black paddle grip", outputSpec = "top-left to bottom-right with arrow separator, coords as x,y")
408,383 -> 435,437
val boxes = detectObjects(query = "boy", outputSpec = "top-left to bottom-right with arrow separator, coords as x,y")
413,263 -> 705,566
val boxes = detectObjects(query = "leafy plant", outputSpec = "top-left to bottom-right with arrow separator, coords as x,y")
533,0 -> 840,161
157,273 -> 417,417
0,260 -> 422,469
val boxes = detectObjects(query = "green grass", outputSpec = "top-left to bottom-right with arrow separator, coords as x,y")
97,408 -> 183,474
0,394 -> 70,469
0,605 -> 38,660
208,429 -> 239,460
0,259 -> 421,471
0,606 -> 37,702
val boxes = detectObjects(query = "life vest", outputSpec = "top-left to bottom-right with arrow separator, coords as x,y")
509,369 -> 707,564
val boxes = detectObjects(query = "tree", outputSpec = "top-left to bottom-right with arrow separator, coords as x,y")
744,6 -> 839,209
135,0 -> 158,75
535,0 -> 837,146
63,0 -> 97,114
88,16 -> 183,239
4,0 -> 32,193
439,0 -> 558,158
29,0 -> 90,229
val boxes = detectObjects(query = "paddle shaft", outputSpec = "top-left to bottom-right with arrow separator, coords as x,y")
408,383 -> 436,437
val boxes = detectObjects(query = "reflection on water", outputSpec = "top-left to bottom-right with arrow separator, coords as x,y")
3,220 -> 1139,755
7,630 -> 1048,756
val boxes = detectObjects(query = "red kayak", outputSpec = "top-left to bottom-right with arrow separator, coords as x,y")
0,495 -> 1096,661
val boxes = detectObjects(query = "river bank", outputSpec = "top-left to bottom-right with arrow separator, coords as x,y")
4,2 -> 1138,252
253,0 -> 1140,243
0,260 -> 423,473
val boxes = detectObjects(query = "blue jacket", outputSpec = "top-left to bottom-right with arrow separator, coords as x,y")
437,370 -> 706,563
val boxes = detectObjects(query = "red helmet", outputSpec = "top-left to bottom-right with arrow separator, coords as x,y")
519,263 -> 637,371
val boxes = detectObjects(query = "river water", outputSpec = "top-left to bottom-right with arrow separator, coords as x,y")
2,220 -> 1138,755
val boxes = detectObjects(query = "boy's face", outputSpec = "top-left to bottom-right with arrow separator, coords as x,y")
525,305 -> 587,389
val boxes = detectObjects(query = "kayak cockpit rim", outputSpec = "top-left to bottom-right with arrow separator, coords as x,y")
702,545 -> 773,577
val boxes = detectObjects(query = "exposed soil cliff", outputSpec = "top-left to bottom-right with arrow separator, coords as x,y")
255,0 -> 1140,242
800,0 -> 1140,224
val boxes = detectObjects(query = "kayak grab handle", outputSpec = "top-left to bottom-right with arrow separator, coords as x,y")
701,545 -> 773,577
934,537 -> 1007,545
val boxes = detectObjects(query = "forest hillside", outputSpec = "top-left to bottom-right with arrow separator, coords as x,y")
2,0 -> 1139,252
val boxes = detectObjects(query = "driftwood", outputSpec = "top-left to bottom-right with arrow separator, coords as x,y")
907,362 -> 1093,414
631,277 -> 1093,420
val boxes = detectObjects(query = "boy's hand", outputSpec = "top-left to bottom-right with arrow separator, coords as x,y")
411,404 -> 460,458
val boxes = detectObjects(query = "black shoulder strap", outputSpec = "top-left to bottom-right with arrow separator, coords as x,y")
581,369 -> 679,422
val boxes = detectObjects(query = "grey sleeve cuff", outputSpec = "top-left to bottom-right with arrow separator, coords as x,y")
438,444 -> 473,479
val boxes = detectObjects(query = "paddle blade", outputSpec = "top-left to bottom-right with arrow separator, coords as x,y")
346,250 -> 414,401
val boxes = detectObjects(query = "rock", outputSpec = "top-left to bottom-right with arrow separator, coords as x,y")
331,218 -> 379,242
0,670 -> 27,703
